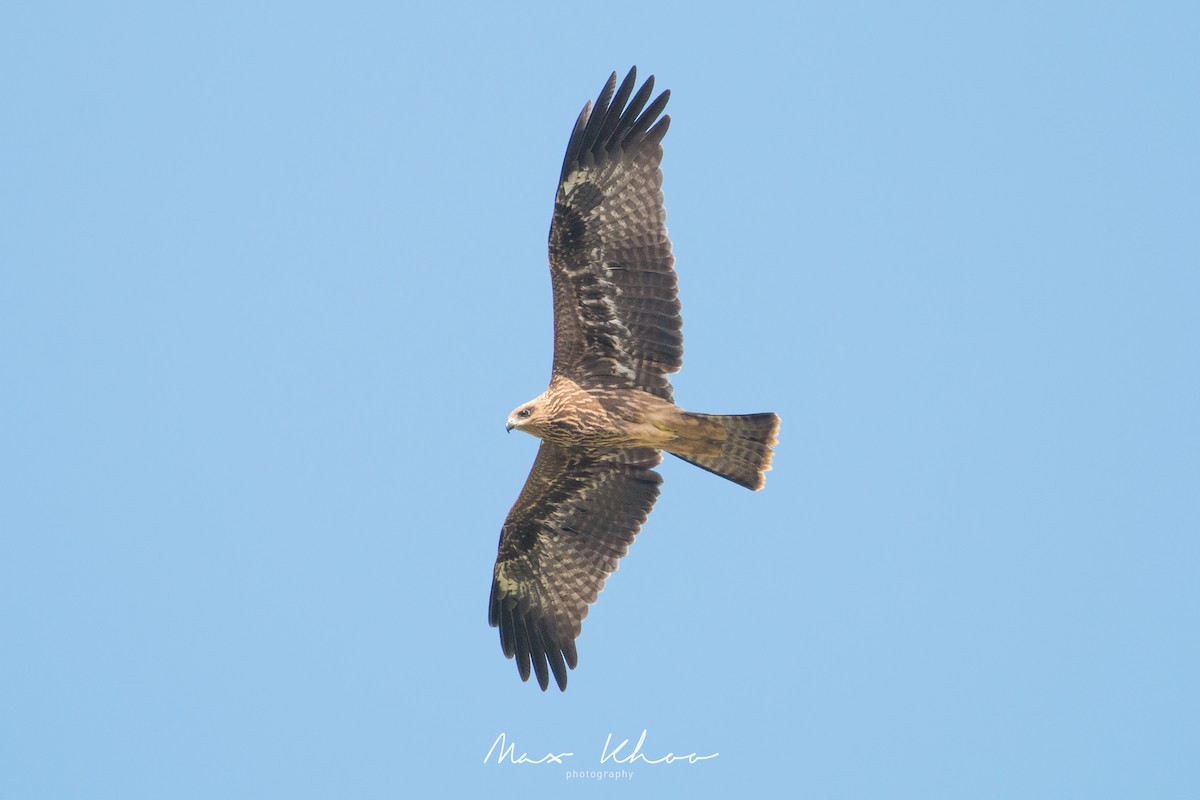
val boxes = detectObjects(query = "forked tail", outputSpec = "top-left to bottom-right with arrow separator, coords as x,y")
668,412 -> 780,491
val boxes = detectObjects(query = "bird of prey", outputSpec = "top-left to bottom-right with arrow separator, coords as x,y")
489,68 -> 780,691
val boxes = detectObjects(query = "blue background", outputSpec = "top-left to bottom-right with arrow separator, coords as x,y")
3,1 -> 1197,797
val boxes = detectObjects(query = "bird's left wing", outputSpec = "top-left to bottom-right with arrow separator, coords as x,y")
547,68 -> 682,401
489,441 -> 662,691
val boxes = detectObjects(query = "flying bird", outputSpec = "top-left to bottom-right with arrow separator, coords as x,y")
489,68 -> 780,691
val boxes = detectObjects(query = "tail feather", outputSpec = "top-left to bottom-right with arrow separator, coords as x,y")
668,412 -> 780,491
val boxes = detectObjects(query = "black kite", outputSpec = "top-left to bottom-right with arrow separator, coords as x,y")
489,68 -> 780,691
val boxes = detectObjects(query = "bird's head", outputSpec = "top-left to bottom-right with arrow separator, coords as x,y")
506,397 -> 545,436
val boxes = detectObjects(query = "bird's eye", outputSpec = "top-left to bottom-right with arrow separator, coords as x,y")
518,408 -> 532,418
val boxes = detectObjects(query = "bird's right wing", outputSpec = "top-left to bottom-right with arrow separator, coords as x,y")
489,441 -> 662,691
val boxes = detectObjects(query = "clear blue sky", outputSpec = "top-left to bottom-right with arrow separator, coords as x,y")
2,2 -> 1197,797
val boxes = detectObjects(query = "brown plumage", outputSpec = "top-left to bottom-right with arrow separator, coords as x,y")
490,68 -> 780,691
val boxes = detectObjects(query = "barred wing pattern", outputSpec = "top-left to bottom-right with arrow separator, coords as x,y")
548,68 -> 682,402
489,443 -> 662,691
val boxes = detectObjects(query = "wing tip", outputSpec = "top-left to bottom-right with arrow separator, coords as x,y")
558,68 -> 671,185
492,588 -> 576,691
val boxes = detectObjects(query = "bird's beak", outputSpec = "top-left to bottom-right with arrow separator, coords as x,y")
505,420 -> 514,433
